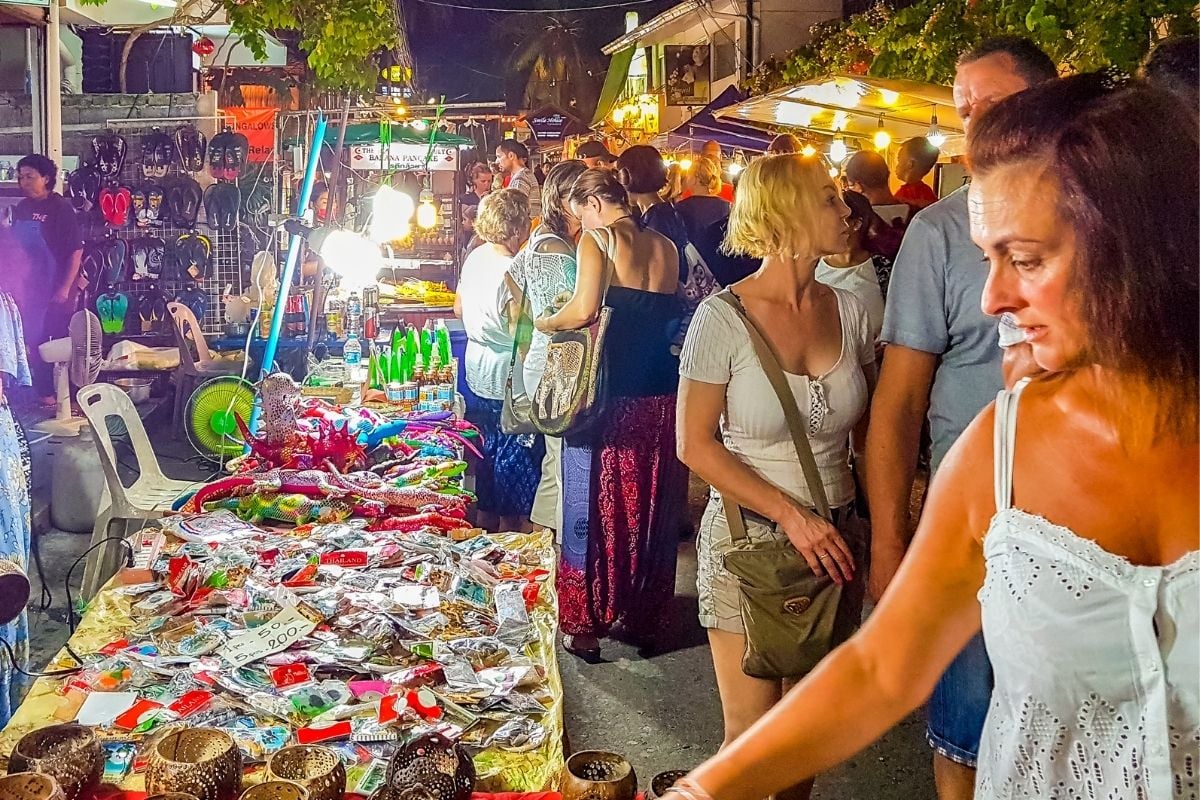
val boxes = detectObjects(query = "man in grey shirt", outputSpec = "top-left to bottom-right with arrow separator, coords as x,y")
864,36 -> 1058,800
494,139 -> 541,219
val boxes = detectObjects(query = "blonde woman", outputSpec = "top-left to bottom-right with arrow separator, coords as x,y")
675,155 -> 730,245
454,189 -> 541,532
677,154 -> 875,800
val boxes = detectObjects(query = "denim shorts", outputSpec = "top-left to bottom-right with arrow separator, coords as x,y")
926,633 -> 994,767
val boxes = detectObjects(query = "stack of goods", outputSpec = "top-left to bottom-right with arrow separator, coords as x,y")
379,281 -> 457,309
367,323 -> 456,414
0,380 -> 564,794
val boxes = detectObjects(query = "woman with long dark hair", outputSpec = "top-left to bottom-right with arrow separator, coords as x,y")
536,169 -> 688,659
667,76 -> 1198,800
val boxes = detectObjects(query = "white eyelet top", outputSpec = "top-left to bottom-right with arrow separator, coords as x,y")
976,379 -> 1199,799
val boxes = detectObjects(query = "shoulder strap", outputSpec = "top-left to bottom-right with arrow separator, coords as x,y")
716,290 -> 831,523
992,377 -> 1032,513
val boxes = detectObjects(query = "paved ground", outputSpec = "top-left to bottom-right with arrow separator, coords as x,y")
17,398 -> 935,799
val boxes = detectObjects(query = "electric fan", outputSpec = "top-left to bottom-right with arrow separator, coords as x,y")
184,375 -> 255,463
36,310 -> 103,436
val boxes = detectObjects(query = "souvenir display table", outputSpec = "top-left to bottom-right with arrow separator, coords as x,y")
0,388 -> 565,798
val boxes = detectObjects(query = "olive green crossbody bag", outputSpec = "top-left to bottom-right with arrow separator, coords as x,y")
716,290 -> 853,680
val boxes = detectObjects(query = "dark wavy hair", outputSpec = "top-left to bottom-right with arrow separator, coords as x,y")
567,168 -> 631,212
540,159 -> 587,240
17,154 -> 57,189
968,74 -> 1198,426
615,145 -> 667,194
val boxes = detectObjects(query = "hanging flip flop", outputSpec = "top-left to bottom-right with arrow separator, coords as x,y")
67,165 -> 100,214
203,182 -> 239,230
93,132 -> 127,179
161,236 -> 185,283
177,284 -> 208,322
224,131 -> 249,180
112,186 -> 133,228
208,129 -> 231,180
146,186 -> 165,225
96,290 -> 130,335
175,125 -> 207,174
165,175 -> 203,229
99,186 -> 117,227
130,238 -> 151,280
131,186 -> 148,228
99,239 -> 129,284
81,242 -> 106,290
187,233 -> 212,279
137,285 -> 169,334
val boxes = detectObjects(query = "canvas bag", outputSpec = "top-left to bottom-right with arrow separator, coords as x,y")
715,290 -> 852,680
531,226 -> 614,438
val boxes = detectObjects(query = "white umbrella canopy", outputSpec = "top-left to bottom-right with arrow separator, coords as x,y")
715,73 -> 966,153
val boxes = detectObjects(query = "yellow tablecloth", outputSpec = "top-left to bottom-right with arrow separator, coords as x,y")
0,529 -> 564,792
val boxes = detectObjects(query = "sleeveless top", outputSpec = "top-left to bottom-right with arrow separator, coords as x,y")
587,226 -> 682,398
977,378 -> 1199,799
508,230 -> 577,393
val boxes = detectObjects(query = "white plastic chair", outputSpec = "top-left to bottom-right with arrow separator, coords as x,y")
167,302 -> 244,437
77,383 -> 203,598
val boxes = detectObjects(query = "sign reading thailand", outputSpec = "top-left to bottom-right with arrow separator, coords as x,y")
349,143 -> 459,171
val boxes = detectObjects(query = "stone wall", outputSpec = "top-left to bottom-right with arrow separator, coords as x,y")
0,92 -> 201,160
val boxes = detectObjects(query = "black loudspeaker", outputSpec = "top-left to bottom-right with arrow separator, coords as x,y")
82,31 -> 192,94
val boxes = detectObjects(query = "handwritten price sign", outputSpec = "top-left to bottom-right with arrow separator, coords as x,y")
218,605 -> 319,668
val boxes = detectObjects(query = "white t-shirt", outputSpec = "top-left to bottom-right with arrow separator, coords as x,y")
679,289 -> 874,508
458,245 -> 515,400
816,256 -> 884,341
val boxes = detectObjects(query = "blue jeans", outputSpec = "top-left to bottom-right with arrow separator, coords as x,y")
927,633 -> 994,767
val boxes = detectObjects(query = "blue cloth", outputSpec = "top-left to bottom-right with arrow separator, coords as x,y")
465,397 -> 544,518
0,292 -> 31,725
879,185 -> 1003,470
926,633 -> 993,767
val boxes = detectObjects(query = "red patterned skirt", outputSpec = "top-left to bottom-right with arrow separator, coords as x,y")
556,394 -> 688,638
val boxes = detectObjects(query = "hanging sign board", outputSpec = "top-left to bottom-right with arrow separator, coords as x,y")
226,107 -> 277,162
530,113 -> 569,142
349,143 -> 459,171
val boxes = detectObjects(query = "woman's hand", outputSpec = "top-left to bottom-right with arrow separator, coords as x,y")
533,315 -> 552,334
778,501 -> 855,585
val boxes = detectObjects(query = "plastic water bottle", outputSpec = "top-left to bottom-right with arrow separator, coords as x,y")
344,332 -> 362,366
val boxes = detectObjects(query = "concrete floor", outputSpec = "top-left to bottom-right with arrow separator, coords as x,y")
17,398 -> 935,798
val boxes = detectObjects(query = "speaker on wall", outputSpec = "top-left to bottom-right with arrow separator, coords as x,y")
81,31 -> 192,94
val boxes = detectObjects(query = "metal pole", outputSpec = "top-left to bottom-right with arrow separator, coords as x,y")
46,0 -> 63,182
305,95 -> 353,354
247,112 -> 327,434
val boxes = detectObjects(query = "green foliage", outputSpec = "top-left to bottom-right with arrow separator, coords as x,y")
749,0 -> 1199,94
226,0 -> 400,92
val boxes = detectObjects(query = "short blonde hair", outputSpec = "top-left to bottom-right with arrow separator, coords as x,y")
474,189 -> 530,244
691,156 -> 723,194
724,154 -> 831,259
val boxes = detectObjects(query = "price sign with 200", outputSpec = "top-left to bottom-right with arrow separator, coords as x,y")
218,606 -> 317,668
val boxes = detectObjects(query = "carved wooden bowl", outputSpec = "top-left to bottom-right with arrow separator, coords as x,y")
145,729 -> 243,800
0,773 -> 66,800
646,771 -> 689,800
8,724 -> 103,800
385,732 -> 475,800
266,745 -> 346,800
238,782 -> 309,800
560,751 -> 637,800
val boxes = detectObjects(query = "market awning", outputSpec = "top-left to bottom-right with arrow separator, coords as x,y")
715,74 -> 964,147
324,122 -> 473,147
657,85 -> 773,153
591,47 -> 635,129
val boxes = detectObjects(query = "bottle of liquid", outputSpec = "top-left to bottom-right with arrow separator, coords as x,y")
344,332 -> 362,366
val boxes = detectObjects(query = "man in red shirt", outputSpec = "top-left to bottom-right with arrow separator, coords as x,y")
894,136 -> 940,209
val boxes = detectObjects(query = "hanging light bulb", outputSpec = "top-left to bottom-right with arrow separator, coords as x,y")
369,184 -> 416,244
828,165 -> 840,179
416,189 -> 439,230
873,118 -> 891,150
927,112 -> 946,148
801,143 -> 817,158
878,88 -> 900,106
679,158 -> 693,171
829,135 -> 848,164
411,119 -> 429,132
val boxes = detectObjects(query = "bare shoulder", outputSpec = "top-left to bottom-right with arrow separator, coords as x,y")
927,399 -> 1002,541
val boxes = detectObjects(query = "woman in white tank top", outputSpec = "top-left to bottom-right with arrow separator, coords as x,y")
664,77 -> 1199,800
